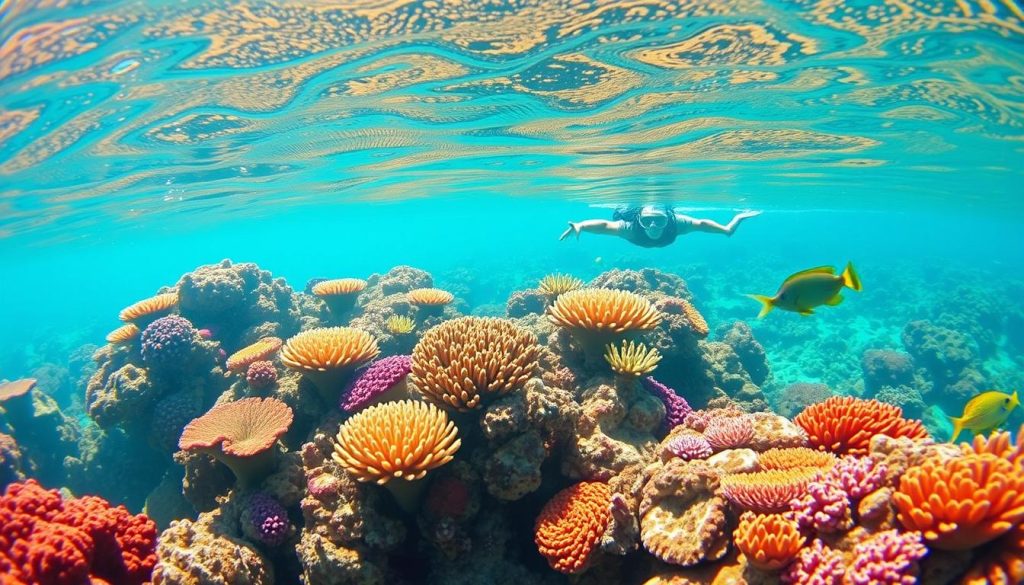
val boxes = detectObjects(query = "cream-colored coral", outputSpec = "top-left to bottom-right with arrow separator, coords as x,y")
604,340 -> 661,376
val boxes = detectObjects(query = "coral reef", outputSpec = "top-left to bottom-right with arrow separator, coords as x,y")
534,481 -> 611,574
280,327 -> 380,405
339,354 -> 412,412
794,396 -> 929,455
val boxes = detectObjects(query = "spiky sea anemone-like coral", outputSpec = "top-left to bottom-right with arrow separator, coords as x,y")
312,278 -> 366,316
604,340 -> 661,376
280,327 -> 379,404
385,315 -> 415,335
758,447 -> 838,472
534,481 -> 611,575
666,434 -> 713,461
734,511 -> 804,571
538,274 -> 583,297
106,324 -> 140,344
794,396 -> 928,456
226,337 -> 283,373
407,288 -> 454,317
331,399 -> 460,511
411,317 -> 539,411
118,292 -> 178,326
720,468 -> 819,514
548,288 -> 661,341
703,415 -> 755,451
178,397 -> 293,487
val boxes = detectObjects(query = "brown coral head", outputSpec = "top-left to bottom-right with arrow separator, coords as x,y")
655,297 -> 709,338
410,317 -> 540,411
281,327 -> 380,402
604,340 -> 661,376
734,511 -> 804,571
407,288 -> 454,307
538,274 -> 584,297
331,399 -> 460,485
794,396 -> 929,456
105,324 -> 140,344
312,278 -> 367,315
547,288 -> 661,342
0,378 -> 36,402
226,337 -> 283,372
720,468 -> 819,514
534,481 -> 612,574
178,397 -> 294,487
119,292 -> 178,325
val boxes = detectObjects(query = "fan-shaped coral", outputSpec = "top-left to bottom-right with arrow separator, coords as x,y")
410,317 -> 539,411
893,452 -> 1024,550
0,378 -> 34,404
534,481 -> 611,574
340,355 -> 412,412
178,397 -> 294,487
720,468 -> 819,514
106,324 -> 140,344
280,327 -> 379,403
759,447 -> 838,471
794,396 -> 929,456
312,278 -> 366,316
538,274 -> 584,297
119,292 -> 178,326
385,315 -> 415,335
604,340 -> 661,376
406,288 -> 454,315
226,337 -> 283,372
548,288 -> 662,338
734,512 -> 804,571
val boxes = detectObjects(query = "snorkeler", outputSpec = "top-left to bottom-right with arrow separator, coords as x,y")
559,205 -> 761,248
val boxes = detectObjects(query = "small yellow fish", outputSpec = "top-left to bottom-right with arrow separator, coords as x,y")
950,390 -> 1020,442
748,262 -> 862,318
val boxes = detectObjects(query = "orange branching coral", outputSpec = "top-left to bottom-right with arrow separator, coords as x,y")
281,327 -> 379,401
534,481 -> 612,574
312,278 -> 367,297
331,399 -> 460,484
385,315 -> 415,334
959,522 -> 1024,585
604,340 -> 661,376
118,292 -> 177,324
734,512 -> 804,571
794,396 -> 929,456
720,468 -> 819,514
538,274 -> 583,297
178,397 -> 293,487
411,317 -> 539,411
895,452 -> 1024,550
965,424 -> 1024,462
406,288 -> 454,307
758,447 -> 837,471
226,337 -> 283,372
105,324 -> 140,344
547,288 -> 662,334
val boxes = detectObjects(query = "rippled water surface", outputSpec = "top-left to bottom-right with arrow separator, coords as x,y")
2,0 -> 1023,246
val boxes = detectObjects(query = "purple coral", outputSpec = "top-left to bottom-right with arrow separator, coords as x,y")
641,376 -> 692,433
241,492 -> 290,547
666,434 -> 713,461
339,355 -> 412,412
151,392 -> 200,452
790,480 -> 852,534
246,360 -> 277,390
825,456 -> 887,502
782,539 -> 845,585
306,473 -> 339,498
140,315 -> 198,368
847,530 -> 927,585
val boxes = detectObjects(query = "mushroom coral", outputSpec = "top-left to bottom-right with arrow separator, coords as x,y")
178,397 -> 294,488
534,481 -> 611,574
312,278 -> 366,316
226,337 -> 283,372
106,324 -> 140,344
407,288 -> 454,316
734,511 -> 804,571
280,327 -> 379,404
794,396 -> 928,456
547,289 -> 661,352
411,317 -> 539,411
118,292 -> 178,326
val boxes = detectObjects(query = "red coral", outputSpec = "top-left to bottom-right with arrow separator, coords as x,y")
0,480 -> 157,585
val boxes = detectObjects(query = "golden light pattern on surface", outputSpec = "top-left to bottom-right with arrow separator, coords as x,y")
633,24 -> 818,68
334,54 -> 470,97
0,107 -> 40,149
0,14 -> 137,79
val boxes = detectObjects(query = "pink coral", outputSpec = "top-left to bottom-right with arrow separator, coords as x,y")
666,434 -> 713,461
789,480 -> 852,534
825,455 -> 887,502
703,415 -> 754,451
246,360 -> 278,390
781,538 -> 845,585
340,355 -> 412,412
847,529 -> 927,585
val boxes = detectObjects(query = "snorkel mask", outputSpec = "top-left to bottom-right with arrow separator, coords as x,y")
638,207 -> 669,232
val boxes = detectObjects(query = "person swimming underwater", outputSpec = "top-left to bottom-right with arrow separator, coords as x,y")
559,205 -> 761,248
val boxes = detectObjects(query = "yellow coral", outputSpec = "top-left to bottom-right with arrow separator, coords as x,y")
548,288 -> 661,334
604,340 -> 661,376
385,315 -> 415,335
538,274 -> 583,297
758,447 -> 837,472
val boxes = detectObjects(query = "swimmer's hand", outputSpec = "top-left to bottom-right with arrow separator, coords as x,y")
737,210 -> 762,219
560,222 -> 582,241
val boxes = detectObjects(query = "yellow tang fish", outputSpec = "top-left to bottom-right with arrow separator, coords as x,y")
748,262 -> 862,318
950,390 -> 1020,442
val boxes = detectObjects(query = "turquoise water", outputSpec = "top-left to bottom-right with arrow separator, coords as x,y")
2,1 -> 1024,584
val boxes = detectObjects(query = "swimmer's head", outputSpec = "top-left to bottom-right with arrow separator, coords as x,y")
638,205 -> 669,238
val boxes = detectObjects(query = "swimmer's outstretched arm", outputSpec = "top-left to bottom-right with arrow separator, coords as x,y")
559,219 -> 625,240
677,210 -> 761,236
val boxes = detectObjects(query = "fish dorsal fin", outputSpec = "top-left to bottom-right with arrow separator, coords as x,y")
784,265 -> 836,284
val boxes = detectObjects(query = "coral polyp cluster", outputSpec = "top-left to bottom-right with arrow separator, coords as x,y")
604,340 -> 662,376
794,396 -> 929,455
534,481 -> 611,574
538,273 -> 583,297
281,326 -> 379,402
548,288 -> 662,335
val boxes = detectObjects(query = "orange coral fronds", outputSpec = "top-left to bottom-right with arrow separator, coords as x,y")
547,288 -> 661,334
280,327 -> 379,373
894,453 -> 1024,550
119,292 -> 177,323
734,512 -> 804,571
794,396 -> 929,456
720,468 -> 819,514
226,337 -> 283,372
331,399 -> 460,484
406,288 -> 454,306
106,324 -> 140,344
411,317 -> 539,411
535,481 -> 612,574
758,447 -> 837,471
966,424 -> 1024,463
312,278 -> 367,297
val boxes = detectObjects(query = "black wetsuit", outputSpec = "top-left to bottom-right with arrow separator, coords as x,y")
613,206 -> 679,248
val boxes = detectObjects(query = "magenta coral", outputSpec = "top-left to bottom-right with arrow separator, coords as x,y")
666,434 -> 713,461
781,538 -> 845,585
703,415 -> 754,451
789,480 -> 852,534
825,455 -> 887,502
246,360 -> 278,390
339,355 -> 412,412
847,530 -> 927,585
641,376 -> 692,433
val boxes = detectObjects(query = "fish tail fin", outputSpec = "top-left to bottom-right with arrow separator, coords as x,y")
747,294 -> 774,319
842,262 -> 862,292
949,415 -> 964,443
